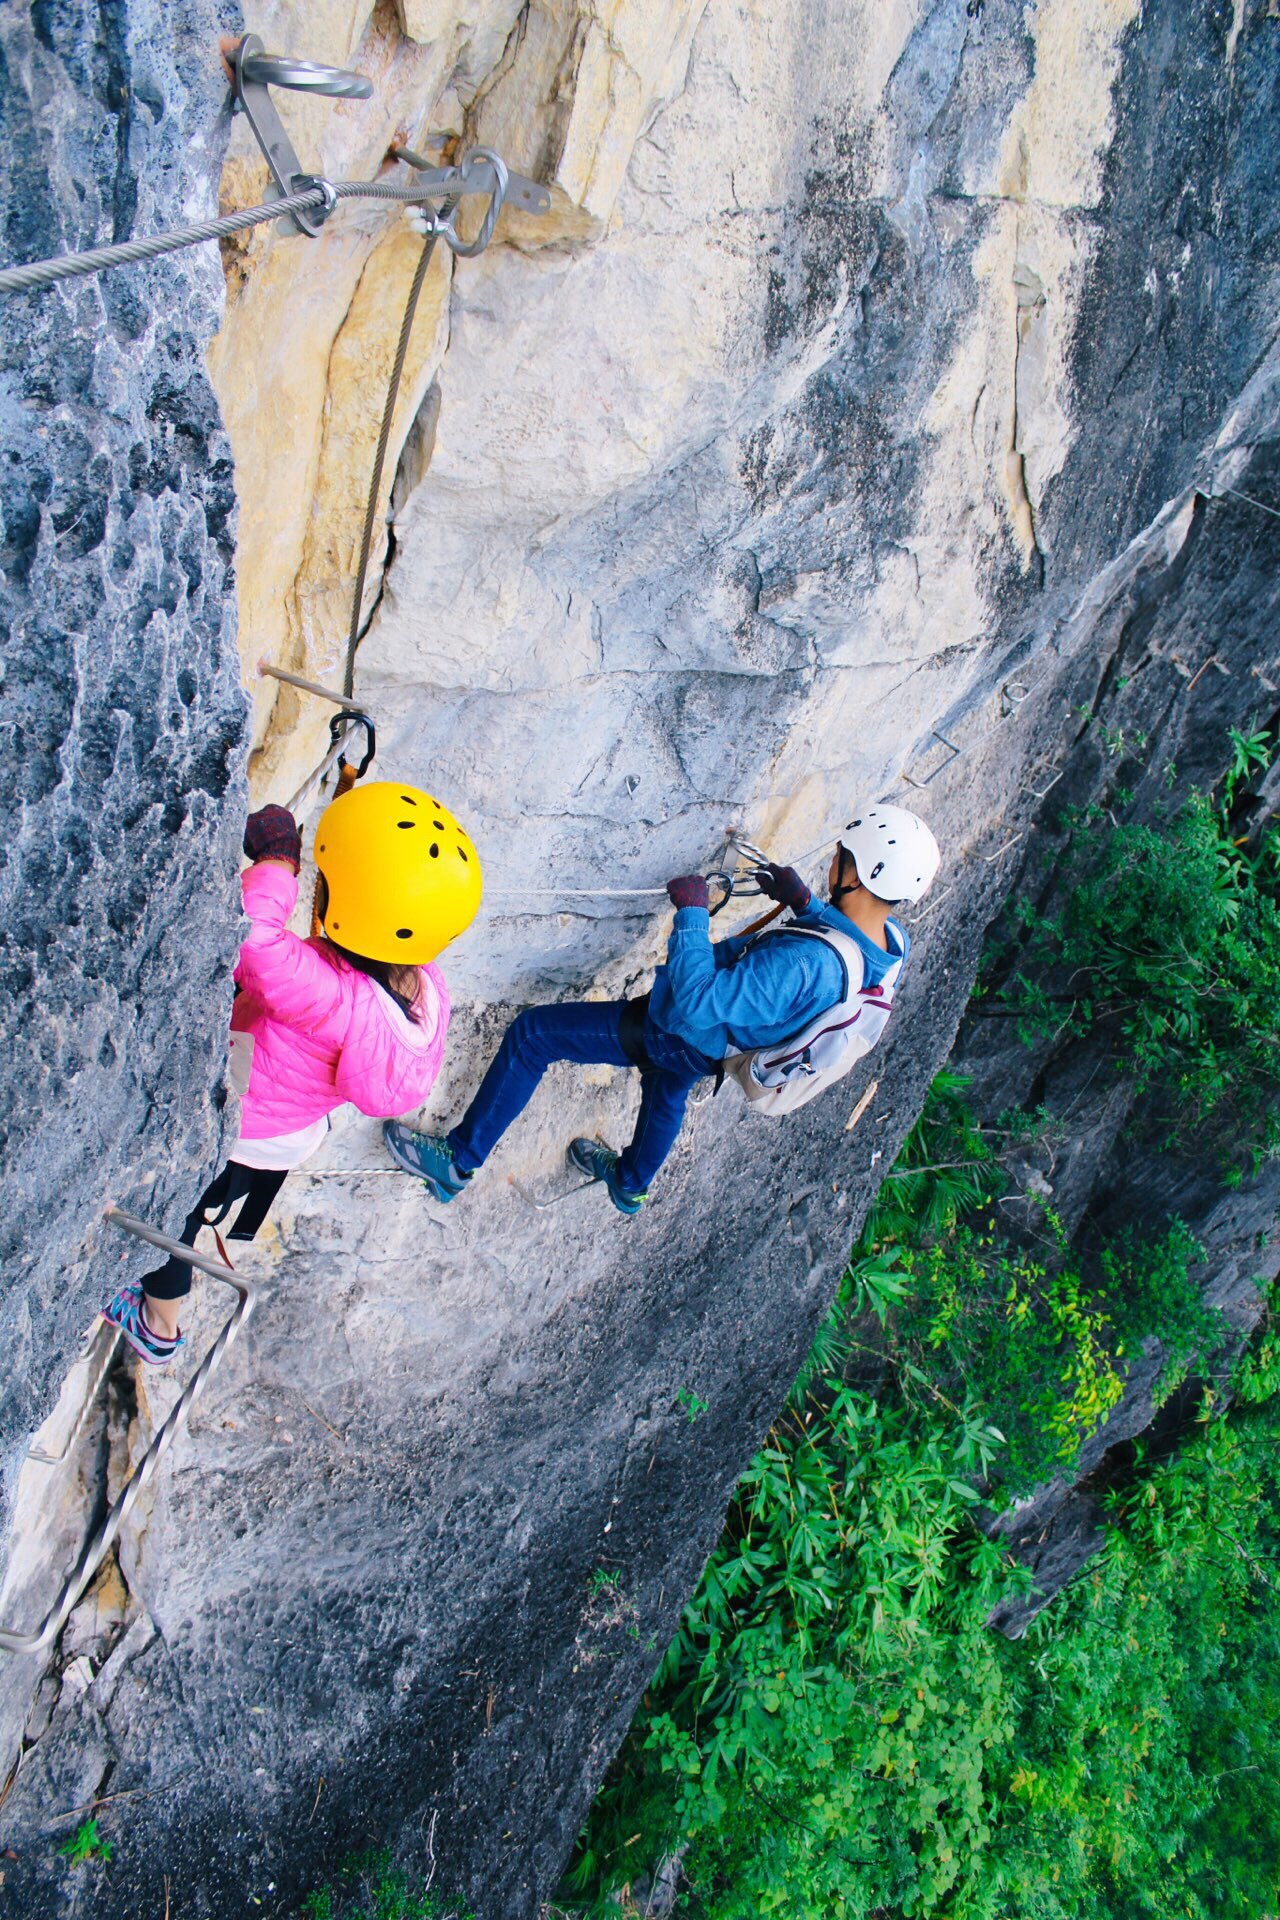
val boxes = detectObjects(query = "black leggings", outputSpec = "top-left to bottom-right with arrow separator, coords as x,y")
142,1161 -> 287,1301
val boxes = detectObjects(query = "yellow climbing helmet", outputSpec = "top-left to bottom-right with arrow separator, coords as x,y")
313,781 -> 482,964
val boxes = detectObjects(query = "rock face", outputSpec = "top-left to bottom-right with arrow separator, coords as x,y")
0,0 -> 245,1751
0,1 -> 1277,1916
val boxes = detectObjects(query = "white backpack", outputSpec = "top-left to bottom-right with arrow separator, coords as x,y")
724,923 -> 904,1116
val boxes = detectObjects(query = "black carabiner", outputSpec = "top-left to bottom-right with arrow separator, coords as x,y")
331,709 -> 376,778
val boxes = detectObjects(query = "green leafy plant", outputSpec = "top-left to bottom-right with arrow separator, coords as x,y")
675,1387 -> 709,1424
56,1818 -> 112,1867
301,1851 -> 474,1920
997,734 -> 1280,1163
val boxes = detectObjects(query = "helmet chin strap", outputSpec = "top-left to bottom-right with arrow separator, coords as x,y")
830,841 -> 863,906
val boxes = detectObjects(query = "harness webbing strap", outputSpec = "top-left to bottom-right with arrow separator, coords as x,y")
618,995 -> 655,1071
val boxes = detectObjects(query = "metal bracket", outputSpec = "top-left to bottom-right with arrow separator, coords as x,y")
395,145 -> 552,222
901,729 -> 963,789
230,34 -> 371,237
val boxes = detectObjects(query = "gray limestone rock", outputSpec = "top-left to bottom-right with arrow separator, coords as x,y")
0,2 -> 1277,1917
0,0 -> 244,1743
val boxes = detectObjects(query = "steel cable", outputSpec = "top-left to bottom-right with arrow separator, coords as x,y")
342,198 -> 458,696
0,178 -> 458,298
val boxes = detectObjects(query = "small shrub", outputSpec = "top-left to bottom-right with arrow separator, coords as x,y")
56,1817 -> 112,1867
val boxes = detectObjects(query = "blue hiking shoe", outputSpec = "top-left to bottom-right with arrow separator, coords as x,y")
383,1121 -> 474,1202
567,1138 -> 648,1216
101,1282 -> 186,1367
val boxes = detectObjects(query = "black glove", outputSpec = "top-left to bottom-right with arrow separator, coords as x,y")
753,861 -> 811,914
243,805 -> 302,871
667,874 -> 710,911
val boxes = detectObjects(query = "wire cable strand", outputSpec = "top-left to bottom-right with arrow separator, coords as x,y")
0,178 -> 456,298
343,198 -> 458,696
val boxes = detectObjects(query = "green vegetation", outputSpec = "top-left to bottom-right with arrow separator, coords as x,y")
301,1851 -> 474,1920
564,1270 -> 1280,1918
55,1817 -> 112,1867
563,729 -> 1280,1917
996,722 -> 1280,1165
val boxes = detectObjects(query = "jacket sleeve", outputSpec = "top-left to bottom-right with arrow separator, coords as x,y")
234,863 -> 347,1030
661,907 -> 789,1039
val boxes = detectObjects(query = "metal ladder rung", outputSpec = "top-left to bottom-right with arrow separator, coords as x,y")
0,1210 -> 255,1657
26,1325 -> 122,1466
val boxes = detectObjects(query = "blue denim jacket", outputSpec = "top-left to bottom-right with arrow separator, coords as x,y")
647,899 -> 910,1061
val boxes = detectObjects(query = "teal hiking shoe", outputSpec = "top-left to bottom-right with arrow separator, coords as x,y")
383,1121 -> 473,1202
567,1138 -> 648,1216
101,1281 -> 185,1366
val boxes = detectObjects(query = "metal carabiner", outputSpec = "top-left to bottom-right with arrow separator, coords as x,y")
440,147 -> 510,259
332,708 -> 376,779
706,869 -> 736,917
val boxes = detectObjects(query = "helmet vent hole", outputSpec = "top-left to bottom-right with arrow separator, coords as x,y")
395,928 -> 413,940
397,822 -> 415,830
433,819 -> 444,830
458,848 -> 468,862
429,842 -> 439,858
400,796 -> 417,806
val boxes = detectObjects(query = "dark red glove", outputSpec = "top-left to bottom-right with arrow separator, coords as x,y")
753,862 -> 811,914
667,874 -> 710,911
243,805 -> 302,871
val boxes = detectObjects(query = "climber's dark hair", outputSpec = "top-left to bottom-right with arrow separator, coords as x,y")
314,878 -> 421,1024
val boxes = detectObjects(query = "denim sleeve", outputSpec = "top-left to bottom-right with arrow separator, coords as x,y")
661,908 -> 841,1044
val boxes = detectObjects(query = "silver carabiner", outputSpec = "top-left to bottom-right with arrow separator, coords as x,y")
443,147 -> 510,258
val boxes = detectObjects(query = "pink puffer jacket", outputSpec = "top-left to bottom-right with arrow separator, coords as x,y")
230,863 -> 450,1138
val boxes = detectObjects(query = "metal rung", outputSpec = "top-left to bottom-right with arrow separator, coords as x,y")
983,832 -> 1022,864
910,882 -> 954,925
258,659 -> 366,711
1021,763 -> 1063,801
507,1173 -> 602,1212
0,1211 -> 255,1657
901,730 -> 963,788
27,1325 -> 122,1466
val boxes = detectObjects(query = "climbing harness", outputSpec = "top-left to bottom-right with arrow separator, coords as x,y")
0,1213 -> 254,1656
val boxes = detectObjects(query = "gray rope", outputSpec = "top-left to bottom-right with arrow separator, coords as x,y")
343,200 -> 458,697
0,178 -> 450,298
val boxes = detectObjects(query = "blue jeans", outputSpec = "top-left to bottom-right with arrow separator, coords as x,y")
448,1001 -> 717,1193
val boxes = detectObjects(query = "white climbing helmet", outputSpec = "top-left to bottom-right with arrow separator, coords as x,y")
840,805 -> 940,904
